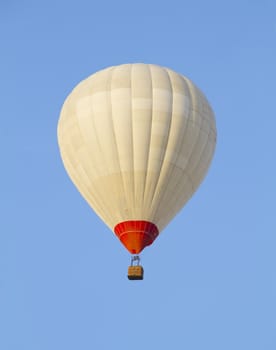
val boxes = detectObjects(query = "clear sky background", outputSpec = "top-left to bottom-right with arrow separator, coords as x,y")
1,1 -> 276,349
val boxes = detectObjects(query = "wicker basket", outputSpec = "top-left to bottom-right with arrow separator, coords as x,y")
128,265 -> 144,280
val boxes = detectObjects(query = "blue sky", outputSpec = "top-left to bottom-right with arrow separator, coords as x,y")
1,1 -> 276,349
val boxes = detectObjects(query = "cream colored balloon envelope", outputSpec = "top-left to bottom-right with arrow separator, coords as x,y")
58,63 -> 216,255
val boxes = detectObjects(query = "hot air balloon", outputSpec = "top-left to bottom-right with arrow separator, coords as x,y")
57,63 -> 216,280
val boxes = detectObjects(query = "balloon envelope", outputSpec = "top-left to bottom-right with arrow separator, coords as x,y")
58,63 -> 216,254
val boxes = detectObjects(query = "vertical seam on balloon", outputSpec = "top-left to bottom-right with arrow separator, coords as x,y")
123,64 -> 134,219
87,77 -> 115,226
108,66 -> 127,224
119,65 -> 133,221
78,68 -> 116,227
87,76 -> 114,224
168,76 -> 194,191
151,69 -> 193,224
182,80 -> 205,192
77,89 -> 109,217
177,77 -> 199,192
130,64 -> 135,209
149,67 -> 174,220
142,64 -> 153,210
152,74 -> 193,229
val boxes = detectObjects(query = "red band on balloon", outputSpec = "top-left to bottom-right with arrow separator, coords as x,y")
114,220 -> 159,254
